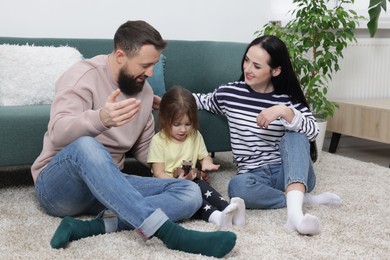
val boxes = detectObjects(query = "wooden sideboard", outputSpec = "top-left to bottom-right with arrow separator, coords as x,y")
327,99 -> 390,153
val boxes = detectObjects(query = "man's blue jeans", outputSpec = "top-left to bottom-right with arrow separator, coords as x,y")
228,132 -> 316,209
35,136 -> 202,238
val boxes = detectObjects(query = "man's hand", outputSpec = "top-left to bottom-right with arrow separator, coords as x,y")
100,89 -> 141,128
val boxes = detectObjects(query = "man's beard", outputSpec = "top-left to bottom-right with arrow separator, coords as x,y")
117,68 -> 146,96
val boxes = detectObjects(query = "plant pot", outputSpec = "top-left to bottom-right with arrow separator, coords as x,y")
315,118 -> 327,160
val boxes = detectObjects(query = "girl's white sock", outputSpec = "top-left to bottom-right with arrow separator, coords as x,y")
208,203 -> 237,230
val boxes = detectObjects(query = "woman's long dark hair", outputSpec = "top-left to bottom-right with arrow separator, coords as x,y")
240,35 -> 308,106
240,35 -> 317,162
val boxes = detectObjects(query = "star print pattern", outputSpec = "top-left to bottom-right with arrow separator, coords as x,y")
191,179 -> 230,221
204,190 -> 213,198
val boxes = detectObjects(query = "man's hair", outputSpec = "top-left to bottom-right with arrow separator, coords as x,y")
114,20 -> 167,56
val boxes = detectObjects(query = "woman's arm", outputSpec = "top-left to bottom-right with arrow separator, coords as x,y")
192,89 -> 224,114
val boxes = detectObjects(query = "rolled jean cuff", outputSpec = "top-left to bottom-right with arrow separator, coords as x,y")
286,179 -> 308,192
135,208 -> 169,240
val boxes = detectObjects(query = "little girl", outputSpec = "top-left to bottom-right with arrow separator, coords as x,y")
147,86 -> 245,230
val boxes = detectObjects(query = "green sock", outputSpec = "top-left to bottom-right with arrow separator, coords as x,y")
50,216 -> 105,249
154,220 -> 236,258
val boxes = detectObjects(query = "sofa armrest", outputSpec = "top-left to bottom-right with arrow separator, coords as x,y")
0,105 -> 50,167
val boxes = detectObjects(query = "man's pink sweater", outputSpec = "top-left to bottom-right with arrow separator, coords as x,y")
31,55 -> 155,182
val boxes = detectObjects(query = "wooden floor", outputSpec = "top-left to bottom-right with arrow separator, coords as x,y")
323,131 -> 390,168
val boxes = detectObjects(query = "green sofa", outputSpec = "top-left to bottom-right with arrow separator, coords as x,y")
0,37 -> 247,168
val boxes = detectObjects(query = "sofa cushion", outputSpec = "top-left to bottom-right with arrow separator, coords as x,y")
0,44 -> 83,106
146,54 -> 166,97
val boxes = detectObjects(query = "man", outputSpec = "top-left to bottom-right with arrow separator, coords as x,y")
31,20 -> 236,258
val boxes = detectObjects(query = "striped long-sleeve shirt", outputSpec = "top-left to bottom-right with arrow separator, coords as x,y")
193,81 -> 319,173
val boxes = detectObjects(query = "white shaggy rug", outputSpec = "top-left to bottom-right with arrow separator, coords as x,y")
1,152 -> 389,259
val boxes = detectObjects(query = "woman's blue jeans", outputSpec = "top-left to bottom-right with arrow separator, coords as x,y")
35,136 -> 202,238
228,132 -> 316,209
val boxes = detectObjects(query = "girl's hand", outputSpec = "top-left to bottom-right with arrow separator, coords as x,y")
201,162 -> 220,172
178,168 -> 198,181
172,167 -> 184,178
201,171 -> 209,182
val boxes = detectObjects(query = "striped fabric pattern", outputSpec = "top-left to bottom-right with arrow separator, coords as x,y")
194,81 -> 318,173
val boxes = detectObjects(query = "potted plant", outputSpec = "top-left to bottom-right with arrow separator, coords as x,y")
255,0 -> 363,152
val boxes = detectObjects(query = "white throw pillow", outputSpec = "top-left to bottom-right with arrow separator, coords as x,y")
0,44 -> 83,106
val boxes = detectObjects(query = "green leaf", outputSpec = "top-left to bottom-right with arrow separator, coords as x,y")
368,0 -> 388,37
255,0 -> 361,118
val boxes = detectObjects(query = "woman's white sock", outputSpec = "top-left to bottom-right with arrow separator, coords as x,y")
285,190 -> 320,235
304,192 -> 342,206
230,197 -> 246,227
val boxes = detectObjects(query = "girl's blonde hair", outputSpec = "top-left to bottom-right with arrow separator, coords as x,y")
158,86 -> 199,140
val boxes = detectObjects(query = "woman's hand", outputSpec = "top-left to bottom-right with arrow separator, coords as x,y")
152,95 -> 161,110
256,105 -> 294,128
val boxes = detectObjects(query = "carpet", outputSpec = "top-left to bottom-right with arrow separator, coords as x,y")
1,152 -> 389,259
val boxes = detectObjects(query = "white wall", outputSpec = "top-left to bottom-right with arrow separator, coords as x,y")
0,0 -> 272,43
2,0 -> 387,42
270,0 -> 390,25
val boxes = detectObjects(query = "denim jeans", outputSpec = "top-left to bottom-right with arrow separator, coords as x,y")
35,136 -> 202,238
228,132 -> 316,209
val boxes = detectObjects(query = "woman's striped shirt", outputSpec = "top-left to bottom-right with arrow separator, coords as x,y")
193,81 -> 319,173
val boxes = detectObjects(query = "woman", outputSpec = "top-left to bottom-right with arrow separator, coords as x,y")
193,35 -> 342,235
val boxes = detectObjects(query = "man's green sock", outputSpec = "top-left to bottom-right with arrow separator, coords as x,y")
154,220 -> 236,258
50,216 -> 105,249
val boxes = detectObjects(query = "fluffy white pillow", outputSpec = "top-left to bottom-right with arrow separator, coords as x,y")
0,44 -> 83,106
